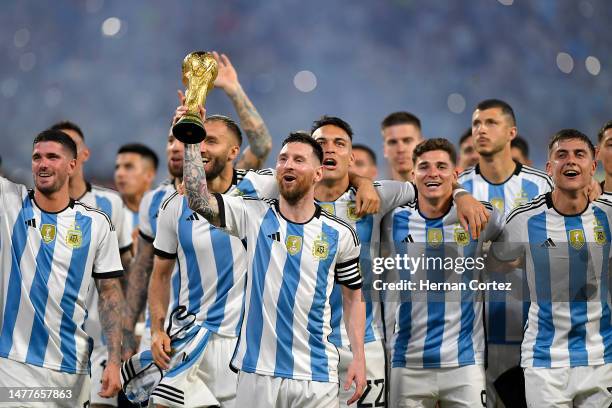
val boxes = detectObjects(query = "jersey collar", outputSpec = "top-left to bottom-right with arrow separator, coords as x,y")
544,191 -> 590,217
274,200 -> 322,225
29,189 -> 75,214
474,160 -> 522,186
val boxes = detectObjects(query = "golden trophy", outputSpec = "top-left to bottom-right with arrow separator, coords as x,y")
172,51 -> 218,143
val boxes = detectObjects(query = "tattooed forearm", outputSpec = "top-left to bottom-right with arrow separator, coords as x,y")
227,83 -> 272,163
183,143 -> 221,225
96,277 -> 125,366
123,237 -> 154,331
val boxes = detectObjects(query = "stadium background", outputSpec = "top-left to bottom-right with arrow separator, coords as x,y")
0,0 -> 610,184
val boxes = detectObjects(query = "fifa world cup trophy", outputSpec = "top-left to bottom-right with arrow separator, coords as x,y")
172,52 -> 218,143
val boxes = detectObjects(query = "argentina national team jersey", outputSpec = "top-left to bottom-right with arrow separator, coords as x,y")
459,161 -> 553,344
216,195 -> 362,382
0,178 -> 123,374
151,169 -> 276,336
492,193 -> 612,368
318,180 -> 416,347
382,199 -> 504,368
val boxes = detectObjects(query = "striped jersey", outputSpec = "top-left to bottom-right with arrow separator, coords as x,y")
317,181 -> 416,347
152,169 -> 276,337
125,206 -> 139,231
78,183 -> 132,348
0,177 -> 123,374
218,195 -> 362,382
459,162 -> 553,344
492,193 -> 612,368
382,199 -> 504,368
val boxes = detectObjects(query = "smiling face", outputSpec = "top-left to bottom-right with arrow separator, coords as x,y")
32,141 -> 76,195
312,124 -> 352,183
413,149 -> 457,201
276,142 -> 322,204
547,138 -> 596,193
201,120 -> 239,180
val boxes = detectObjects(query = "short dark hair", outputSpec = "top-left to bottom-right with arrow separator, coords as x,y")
511,135 -> 529,159
49,120 -> 85,140
352,143 -> 377,165
458,128 -> 473,146
412,138 -> 457,165
548,129 -> 595,158
117,143 -> 159,170
33,129 -> 78,159
311,115 -> 353,140
381,111 -> 421,131
205,114 -> 243,146
281,132 -> 324,164
475,99 -> 516,126
597,120 -> 612,143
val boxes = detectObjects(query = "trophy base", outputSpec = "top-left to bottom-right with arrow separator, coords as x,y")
172,115 -> 206,144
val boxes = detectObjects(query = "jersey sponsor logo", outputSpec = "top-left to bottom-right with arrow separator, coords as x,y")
286,235 -> 303,255
66,228 -> 83,248
320,203 -> 335,215
41,224 -> 56,243
312,234 -> 330,260
427,228 -> 443,248
490,198 -> 504,213
454,225 -> 470,247
569,229 -> 585,250
346,203 -> 361,221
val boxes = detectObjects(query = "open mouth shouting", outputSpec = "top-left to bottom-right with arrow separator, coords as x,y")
323,157 -> 337,170
562,168 -> 580,179
424,180 -> 442,190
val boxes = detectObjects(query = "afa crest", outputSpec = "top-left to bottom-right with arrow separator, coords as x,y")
286,235 -> 303,255
346,204 -> 361,221
512,189 -> 528,209
454,225 -> 470,247
427,228 -> 443,248
569,229 -> 585,250
312,234 -> 330,260
320,203 -> 335,215
490,198 -> 505,214
40,224 -> 56,244
66,229 -> 83,248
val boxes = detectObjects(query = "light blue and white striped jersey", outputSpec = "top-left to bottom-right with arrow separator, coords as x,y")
79,183 -> 132,348
125,206 -> 139,231
493,193 -> 612,368
218,195 -> 362,382
152,169 -> 277,337
459,162 -> 553,344
0,177 -> 123,374
318,181 -> 415,347
382,198 -> 504,368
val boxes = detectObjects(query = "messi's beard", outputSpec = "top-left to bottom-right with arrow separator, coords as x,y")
278,178 -> 310,205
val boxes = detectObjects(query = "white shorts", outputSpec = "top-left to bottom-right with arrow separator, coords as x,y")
235,371 -> 339,408
486,343 -> 520,408
390,365 -> 486,408
524,365 -> 612,408
149,331 -> 238,408
90,344 -> 118,407
338,340 -> 386,408
138,326 -> 152,354
0,357 -> 90,408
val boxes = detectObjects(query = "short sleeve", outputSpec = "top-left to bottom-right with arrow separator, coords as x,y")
116,203 -> 133,252
93,220 -> 124,279
334,224 -> 362,289
376,181 -> 416,214
232,168 -> 279,200
215,193 -> 249,240
138,191 -> 156,242
491,212 -> 525,262
153,196 -> 180,259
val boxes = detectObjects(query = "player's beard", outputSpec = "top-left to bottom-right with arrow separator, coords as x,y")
167,160 -> 183,179
35,171 -> 67,195
204,155 -> 226,181
278,174 -> 310,205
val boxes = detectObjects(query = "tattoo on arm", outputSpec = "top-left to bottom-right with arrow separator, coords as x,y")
229,84 -> 272,166
119,250 -> 133,293
96,277 -> 125,366
183,143 -> 221,225
123,237 -> 154,332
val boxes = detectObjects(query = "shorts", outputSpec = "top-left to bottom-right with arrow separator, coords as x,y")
390,365 -> 486,408
90,345 -> 117,406
0,357 -> 90,408
524,365 -> 612,408
338,340 -> 386,408
486,343 -> 521,408
235,371 -> 339,408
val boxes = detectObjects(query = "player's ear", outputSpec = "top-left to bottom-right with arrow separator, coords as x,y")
314,163 -> 323,183
227,144 -> 240,162
545,160 -> 552,177
595,145 -> 601,161
81,146 -> 90,163
67,158 -> 77,176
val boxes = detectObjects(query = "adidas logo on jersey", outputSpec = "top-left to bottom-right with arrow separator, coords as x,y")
267,232 -> 281,242
185,212 -> 200,222
402,234 -> 414,243
25,219 -> 37,228
540,238 -> 556,248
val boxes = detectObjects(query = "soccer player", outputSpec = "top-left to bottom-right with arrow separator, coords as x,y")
491,129 -> 612,407
381,111 -> 424,182
49,120 -> 133,408
351,143 -> 378,179
114,143 -> 159,235
0,130 -> 125,407
312,117 -> 489,407
457,127 -> 479,172
121,51 -> 274,360
182,131 -> 367,406
383,138 -> 504,407
511,135 -> 532,166
596,120 -> 612,196
458,99 -> 553,407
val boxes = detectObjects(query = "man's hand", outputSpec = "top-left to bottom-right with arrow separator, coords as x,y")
455,192 -> 490,239
172,101 -> 206,126
344,357 -> 366,405
151,330 -> 172,370
99,361 -> 122,398
212,51 -> 239,95
354,181 -> 380,217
